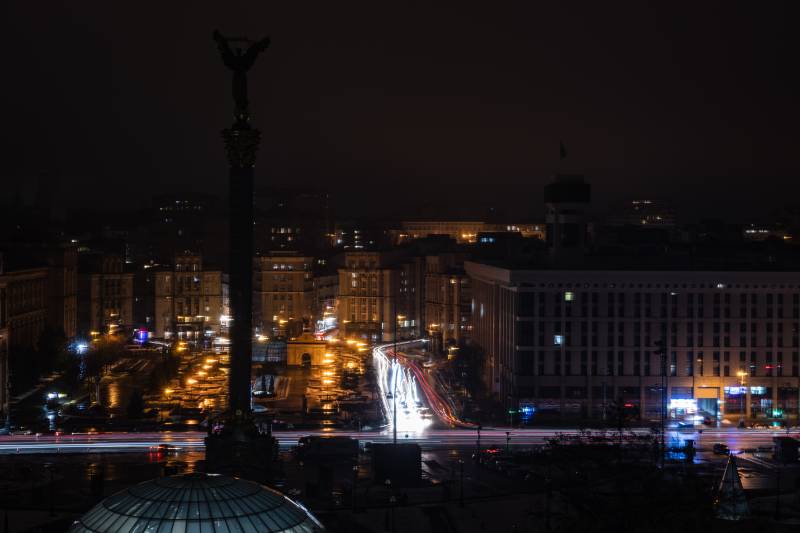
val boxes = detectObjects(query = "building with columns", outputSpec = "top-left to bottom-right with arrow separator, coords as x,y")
467,261 -> 800,424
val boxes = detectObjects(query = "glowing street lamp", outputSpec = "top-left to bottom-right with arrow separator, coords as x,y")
737,370 -> 749,424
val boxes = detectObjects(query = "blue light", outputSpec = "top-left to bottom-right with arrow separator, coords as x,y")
75,342 -> 88,355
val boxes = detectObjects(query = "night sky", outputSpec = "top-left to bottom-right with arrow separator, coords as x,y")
3,2 -> 799,221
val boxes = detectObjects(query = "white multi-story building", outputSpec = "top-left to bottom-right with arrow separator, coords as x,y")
467,261 -> 800,424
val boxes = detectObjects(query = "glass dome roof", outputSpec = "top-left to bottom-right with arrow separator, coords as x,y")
69,473 -> 324,532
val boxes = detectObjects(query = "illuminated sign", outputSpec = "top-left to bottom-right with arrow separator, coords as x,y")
724,386 -> 747,395
724,386 -> 766,395
554,335 -> 564,346
564,292 -> 574,302
669,399 -> 697,411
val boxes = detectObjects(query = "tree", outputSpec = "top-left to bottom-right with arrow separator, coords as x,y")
84,337 -> 125,404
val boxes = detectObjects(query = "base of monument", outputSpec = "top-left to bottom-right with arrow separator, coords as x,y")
205,419 -> 278,483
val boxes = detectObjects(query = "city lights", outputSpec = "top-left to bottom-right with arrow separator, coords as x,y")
373,342 -> 432,434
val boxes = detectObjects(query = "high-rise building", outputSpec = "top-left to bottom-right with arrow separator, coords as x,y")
424,253 -> 471,352
0,264 -> 49,423
254,187 -> 333,254
154,254 -> 227,340
78,253 -> 134,335
255,252 -> 314,337
467,261 -> 800,424
337,251 -> 422,342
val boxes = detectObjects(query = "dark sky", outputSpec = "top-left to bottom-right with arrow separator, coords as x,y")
3,2 -> 799,221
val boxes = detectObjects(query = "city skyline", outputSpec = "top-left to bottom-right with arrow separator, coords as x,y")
3,5 -> 800,528
3,2 -> 799,220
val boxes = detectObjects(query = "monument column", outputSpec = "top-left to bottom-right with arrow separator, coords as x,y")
206,31 -> 276,482
223,125 -> 260,418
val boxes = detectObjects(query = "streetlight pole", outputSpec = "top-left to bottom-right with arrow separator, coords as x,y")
393,280 -> 398,445
385,478 -> 395,533
352,464 -> 358,513
458,459 -> 464,507
655,339 -> 666,468
737,371 -> 747,427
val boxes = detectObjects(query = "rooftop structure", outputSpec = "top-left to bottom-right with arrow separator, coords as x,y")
69,473 -> 324,532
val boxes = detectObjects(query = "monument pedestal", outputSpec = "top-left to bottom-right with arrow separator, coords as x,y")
205,419 -> 277,482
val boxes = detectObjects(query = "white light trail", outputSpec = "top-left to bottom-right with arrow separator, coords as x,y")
373,342 -> 432,435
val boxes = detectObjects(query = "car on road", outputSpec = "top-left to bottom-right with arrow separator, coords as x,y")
712,443 -> 729,455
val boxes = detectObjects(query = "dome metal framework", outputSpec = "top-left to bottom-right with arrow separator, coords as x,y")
69,473 -> 324,532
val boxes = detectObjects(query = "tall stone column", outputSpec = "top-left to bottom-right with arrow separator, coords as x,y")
206,31 -> 276,482
222,125 -> 261,418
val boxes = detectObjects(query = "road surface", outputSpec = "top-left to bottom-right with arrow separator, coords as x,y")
0,427 -> 793,455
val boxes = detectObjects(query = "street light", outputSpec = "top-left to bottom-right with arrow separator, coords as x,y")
385,479 -> 395,532
352,464 -> 359,513
458,459 -> 465,507
737,371 -> 748,426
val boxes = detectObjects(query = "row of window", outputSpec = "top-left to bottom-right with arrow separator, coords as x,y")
518,320 -> 800,348
518,292 -> 800,319
517,349 -> 800,378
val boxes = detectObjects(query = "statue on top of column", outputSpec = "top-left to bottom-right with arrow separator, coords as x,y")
213,30 -> 270,125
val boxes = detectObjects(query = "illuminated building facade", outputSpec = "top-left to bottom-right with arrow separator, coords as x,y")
424,253 -> 471,351
337,251 -> 422,342
154,254 -> 227,339
79,253 -> 134,334
255,252 -> 314,336
0,268 -> 49,351
393,221 -> 545,245
468,261 -> 800,423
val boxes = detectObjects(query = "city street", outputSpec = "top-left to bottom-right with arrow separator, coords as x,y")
0,427 -> 793,455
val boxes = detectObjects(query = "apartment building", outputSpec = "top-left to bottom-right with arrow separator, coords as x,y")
255,252 -> 314,336
424,253 -> 471,351
337,251 -> 422,342
154,254 -> 227,339
78,253 -> 134,334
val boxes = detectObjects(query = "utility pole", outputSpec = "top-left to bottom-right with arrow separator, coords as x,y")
393,280 -> 398,445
